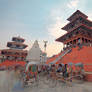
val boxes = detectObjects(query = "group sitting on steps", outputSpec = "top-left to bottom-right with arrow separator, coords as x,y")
18,61 -> 86,87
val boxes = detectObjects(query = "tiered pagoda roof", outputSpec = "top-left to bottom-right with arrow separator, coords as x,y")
67,10 -> 88,21
1,36 -> 28,61
56,10 -> 92,44
12,36 -> 25,42
7,36 -> 28,49
7,42 -> 27,49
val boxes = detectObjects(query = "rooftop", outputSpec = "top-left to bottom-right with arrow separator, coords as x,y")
67,10 -> 88,21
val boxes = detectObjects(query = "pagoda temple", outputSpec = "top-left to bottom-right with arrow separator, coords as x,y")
46,10 -> 92,81
56,10 -> 92,46
1,36 -> 28,61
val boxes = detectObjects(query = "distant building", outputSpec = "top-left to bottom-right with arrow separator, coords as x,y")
26,40 -> 47,63
1,36 -> 28,61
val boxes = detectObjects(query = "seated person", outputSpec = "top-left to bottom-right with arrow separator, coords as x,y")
79,66 -> 85,79
62,64 -> 69,78
57,64 -> 63,73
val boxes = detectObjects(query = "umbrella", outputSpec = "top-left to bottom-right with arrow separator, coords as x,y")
49,62 -> 54,65
44,64 -> 48,66
57,63 -> 64,66
68,62 -> 73,66
75,63 -> 83,67
28,61 -> 39,65
25,61 -> 39,71
0,66 -> 6,70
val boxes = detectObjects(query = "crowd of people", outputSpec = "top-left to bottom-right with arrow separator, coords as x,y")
20,63 -> 85,84
6,62 -> 85,87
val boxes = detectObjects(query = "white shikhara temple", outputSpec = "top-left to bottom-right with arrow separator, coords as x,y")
26,40 -> 47,63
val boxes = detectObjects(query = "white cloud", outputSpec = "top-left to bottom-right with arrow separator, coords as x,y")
67,0 -> 79,9
47,9 -> 68,39
47,17 -> 67,38
88,13 -> 92,21
45,9 -> 68,57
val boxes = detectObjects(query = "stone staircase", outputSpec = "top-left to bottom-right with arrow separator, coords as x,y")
50,49 -> 72,64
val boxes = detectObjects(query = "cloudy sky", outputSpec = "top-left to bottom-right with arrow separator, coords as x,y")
0,0 -> 92,56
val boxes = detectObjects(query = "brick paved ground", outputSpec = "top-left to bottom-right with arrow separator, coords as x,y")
0,71 -> 92,92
